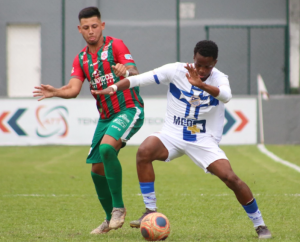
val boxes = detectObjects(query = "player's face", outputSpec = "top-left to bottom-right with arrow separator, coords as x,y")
193,52 -> 217,81
78,16 -> 105,46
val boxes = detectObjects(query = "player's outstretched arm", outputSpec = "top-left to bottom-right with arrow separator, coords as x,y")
91,78 -> 130,96
92,68 -> 163,96
33,78 -> 83,101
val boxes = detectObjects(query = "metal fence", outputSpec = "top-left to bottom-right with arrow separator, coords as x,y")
205,25 -> 289,95
0,0 -> 289,97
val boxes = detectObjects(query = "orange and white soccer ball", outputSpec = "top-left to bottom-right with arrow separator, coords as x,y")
140,212 -> 170,241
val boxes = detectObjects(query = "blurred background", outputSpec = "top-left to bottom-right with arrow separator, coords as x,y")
0,0 -> 299,144
0,0 -> 299,97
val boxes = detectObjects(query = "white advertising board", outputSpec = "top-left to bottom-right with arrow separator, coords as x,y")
0,98 -> 256,146
220,98 -> 257,145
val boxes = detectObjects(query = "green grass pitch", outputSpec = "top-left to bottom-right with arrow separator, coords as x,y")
1,145 -> 300,241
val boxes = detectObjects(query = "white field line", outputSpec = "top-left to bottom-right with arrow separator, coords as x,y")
257,144 -> 300,173
3,193 -> 300,197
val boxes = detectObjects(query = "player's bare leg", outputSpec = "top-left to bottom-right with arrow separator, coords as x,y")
136,136 -> 168,182
207,159 -> 271,239
130,136 -> 168,228
207,159 -> 253,204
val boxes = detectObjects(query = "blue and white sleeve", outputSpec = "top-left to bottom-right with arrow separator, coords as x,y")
127,63 -> 176,88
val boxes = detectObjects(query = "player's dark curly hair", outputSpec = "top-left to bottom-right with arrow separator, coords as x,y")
78,7 -> 101,20
194,40 -> 218,60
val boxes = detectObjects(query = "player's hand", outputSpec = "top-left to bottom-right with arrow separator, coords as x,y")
112,63 -> 127,77
184,63 -> 204,88
91,87 -> 115,96
33,84 -> 56,101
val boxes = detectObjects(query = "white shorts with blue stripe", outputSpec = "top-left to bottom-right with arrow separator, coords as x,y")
150,131 -> 229,173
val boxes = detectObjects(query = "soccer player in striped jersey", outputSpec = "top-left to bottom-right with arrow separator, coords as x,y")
92,40 -> 272,239
33,6 -> 144,234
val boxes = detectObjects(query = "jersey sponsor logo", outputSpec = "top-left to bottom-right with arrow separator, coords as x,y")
187,125 -> 201,134
124,54 -> 133,60
173,115 -> 206,134
173,115 -> 195,127
92,70 -> 102,79
101,51 -> 108,60
90,72 -> 114,87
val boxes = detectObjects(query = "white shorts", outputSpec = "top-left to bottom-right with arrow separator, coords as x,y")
151,132 -> 229,173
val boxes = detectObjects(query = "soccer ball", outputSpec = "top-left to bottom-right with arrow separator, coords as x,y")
140,212 -> 170,241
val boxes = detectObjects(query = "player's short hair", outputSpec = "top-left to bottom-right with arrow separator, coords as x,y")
194,40 -> 218,60
78,7 -> 101,20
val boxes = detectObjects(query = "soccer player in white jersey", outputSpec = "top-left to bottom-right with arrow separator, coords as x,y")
91,40 -> 272,239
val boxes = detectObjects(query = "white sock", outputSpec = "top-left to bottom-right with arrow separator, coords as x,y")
142,191 -> 157,211
247,209 -> 266,228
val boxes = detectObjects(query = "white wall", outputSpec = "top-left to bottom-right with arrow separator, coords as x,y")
290,0 -> 300,88
7,24 -> 41,97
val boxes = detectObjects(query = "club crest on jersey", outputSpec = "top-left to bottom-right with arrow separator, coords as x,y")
189,95 -> 201,107
101,51 -> 108,60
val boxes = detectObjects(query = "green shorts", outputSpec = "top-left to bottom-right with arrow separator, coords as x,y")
86,107 -> 144,164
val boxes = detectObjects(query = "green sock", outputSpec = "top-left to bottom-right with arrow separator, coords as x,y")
99,144 -> 124,208
91,171 -> 113,221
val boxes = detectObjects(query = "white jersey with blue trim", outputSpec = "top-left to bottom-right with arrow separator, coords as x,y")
128,62 -> 231,143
